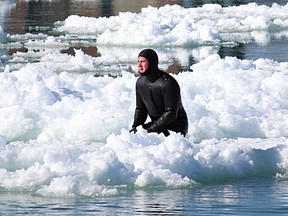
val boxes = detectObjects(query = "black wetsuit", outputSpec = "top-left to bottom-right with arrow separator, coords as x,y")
132,69 -> 188,136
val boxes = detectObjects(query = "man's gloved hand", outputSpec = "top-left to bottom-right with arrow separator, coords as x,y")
129,127 -> 137,134
143,122 -> 153,131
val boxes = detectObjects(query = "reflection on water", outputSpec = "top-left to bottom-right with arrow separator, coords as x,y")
130,179 -> 288,215
218,44 -> 245,60
1,179 -> 288,215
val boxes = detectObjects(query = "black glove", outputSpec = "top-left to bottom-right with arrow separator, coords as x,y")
143,122 -> 153,130
144,122 -> 170,136
129,127 -> 137,134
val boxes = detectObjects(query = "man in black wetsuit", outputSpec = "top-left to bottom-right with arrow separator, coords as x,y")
130,49 -> 188,136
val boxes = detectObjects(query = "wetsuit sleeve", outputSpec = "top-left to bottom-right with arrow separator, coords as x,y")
147,78 -> 180,132
132,85 -> 148,128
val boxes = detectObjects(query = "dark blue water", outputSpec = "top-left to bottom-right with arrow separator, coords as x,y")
1,179 -> 288,215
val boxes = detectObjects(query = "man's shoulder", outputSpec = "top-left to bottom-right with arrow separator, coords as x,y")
157,72 -> 181,91
159,72 -> 177,83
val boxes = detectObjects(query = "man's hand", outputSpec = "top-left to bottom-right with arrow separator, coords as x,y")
129,127 -> 137,134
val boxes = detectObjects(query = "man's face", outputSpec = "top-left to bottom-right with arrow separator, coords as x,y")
138,56 -> 149,74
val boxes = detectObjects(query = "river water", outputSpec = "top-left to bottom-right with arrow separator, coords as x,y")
1,179 -> 288,215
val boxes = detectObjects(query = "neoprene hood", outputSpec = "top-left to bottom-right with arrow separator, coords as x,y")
138,49 -> 159,70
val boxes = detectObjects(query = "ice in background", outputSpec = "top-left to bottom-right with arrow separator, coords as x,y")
1,2 -> 288,197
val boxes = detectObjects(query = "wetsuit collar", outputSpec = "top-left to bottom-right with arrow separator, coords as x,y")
141,67 -> 163,82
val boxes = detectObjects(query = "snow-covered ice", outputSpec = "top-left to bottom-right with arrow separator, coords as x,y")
1,2 -> 288,197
